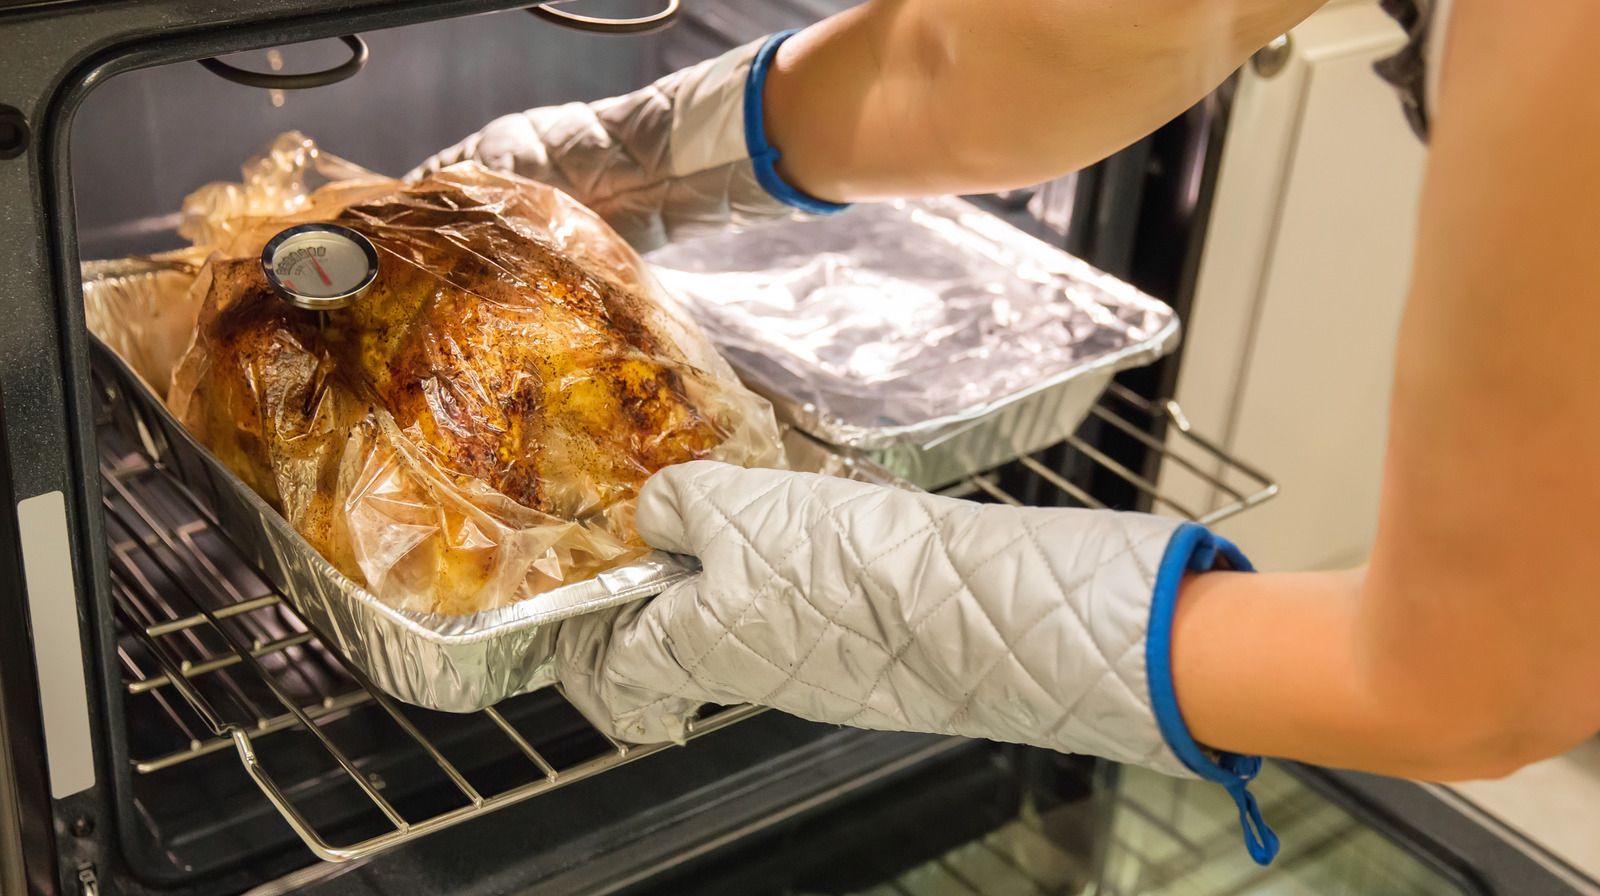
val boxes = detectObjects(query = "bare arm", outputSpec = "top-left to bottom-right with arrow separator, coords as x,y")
1173,1 -> 1600,781
768,1 -> 1600,782
763,0 -> 1325,201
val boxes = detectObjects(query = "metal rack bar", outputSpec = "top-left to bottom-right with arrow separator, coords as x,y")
133,691 -> 374,775
127,631 -> 316,694
111,561 -> 272,723
960,386 -> 1278,526
968,475 -> 1025,507
1107,384 -> 1279,525
119,646 -> 202,742
101,382 -> 1276,864
1085,403 -> 1250,503
104,441 -> 768,862
1016,456 -> 1108,510
483,707 -> 558,781
142,595 -> 282,638
1062,431 -> 1201,520
107,501 -> 421,827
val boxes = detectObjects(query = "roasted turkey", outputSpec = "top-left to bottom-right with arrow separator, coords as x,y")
169,168 -> 779,615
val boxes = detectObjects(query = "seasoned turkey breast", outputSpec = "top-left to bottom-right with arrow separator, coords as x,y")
170,172 -> 771,614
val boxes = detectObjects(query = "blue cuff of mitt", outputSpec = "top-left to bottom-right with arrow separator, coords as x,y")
744,30 -> 853,215
1148,522 -> 1281,866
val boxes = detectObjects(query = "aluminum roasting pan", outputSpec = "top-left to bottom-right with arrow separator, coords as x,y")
650,196 -> 1183,489
89,311 -> 901,714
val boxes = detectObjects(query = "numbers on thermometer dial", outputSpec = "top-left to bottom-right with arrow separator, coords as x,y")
262,224 -> 379,310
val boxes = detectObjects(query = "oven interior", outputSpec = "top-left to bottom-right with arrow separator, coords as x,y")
93,383 -> 1452,896
48,4 -> 1476,895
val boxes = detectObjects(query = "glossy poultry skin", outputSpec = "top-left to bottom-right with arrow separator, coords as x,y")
171,179 -> 724,614
335,191 -> 720,520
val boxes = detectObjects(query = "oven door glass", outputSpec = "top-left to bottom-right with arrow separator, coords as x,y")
767,762 -> 1479,896
1090,763 -> 1476,896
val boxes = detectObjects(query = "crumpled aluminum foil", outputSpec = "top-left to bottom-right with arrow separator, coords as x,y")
649,196 -> 1181,488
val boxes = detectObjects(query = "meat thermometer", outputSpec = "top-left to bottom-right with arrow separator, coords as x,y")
261,223 -> 379,318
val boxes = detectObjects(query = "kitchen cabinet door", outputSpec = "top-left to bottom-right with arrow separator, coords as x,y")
1161,0 -> 1427,572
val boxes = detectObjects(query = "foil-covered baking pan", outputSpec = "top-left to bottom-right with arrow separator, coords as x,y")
649,197 -> 1182,489
86,268 -> 898,713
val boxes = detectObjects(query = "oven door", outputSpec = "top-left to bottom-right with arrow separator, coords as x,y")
214,755 -> 1600,896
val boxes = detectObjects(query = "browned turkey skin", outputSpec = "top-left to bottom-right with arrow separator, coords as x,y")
172,178 -> 724,613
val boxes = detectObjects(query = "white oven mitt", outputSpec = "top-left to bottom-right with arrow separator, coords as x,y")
410,31 -> 843,252
556,462 -> 1280,864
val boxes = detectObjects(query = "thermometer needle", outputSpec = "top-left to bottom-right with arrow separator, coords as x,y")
311,256 -> 333,286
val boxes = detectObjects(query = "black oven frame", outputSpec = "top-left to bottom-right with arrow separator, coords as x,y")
5,8 -> 675,894
2,2 -> 1595,895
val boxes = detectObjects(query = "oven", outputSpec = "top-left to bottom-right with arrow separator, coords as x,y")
1,2 -> 1597,895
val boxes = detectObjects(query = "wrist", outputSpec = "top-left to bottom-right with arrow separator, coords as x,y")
742,31 -> 851,213
1148,523 -> 1279,865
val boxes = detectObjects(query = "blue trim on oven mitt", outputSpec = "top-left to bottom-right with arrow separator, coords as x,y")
744,30 -> 853,215
1147,522 -> 1281,866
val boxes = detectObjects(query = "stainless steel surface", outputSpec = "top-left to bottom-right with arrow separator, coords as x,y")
649,196 -> 1182,489
1252,33 -> 1295,78
1442,764 -> 1600,895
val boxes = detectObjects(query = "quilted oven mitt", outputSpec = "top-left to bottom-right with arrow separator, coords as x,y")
556,462 -> 1280,864
411,31 -> 843,252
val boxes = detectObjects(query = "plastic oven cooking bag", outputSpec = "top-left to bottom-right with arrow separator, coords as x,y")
157,133 -> 784,615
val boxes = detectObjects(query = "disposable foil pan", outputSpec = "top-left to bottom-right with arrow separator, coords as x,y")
649,196 -> 1182,489
88,281 -> 898,713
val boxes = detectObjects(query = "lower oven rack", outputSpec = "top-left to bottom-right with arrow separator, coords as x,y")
102,381 -> 1276,865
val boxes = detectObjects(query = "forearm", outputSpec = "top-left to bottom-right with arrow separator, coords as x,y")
763,0 -> 1325,202
423,0 -> 1321,243
1170,569 -> 1537,782
1359,0 -> 1600,766
1174,1 -> 1600,783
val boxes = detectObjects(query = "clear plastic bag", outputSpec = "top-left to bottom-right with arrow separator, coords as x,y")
156,133 -> 783,615
82,251 -> 209,400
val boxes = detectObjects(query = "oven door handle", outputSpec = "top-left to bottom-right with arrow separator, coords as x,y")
527,0 -> 682,35
198,35 -> 368,91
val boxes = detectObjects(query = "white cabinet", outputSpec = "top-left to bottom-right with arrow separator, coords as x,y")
1161,1 -> 1427,572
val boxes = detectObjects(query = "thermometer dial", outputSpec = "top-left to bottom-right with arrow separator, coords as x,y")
261,223 -> 379,310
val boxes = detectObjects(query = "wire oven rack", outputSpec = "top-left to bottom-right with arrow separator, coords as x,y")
102,383 -> 1277,865
942,383 -> 1277,523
